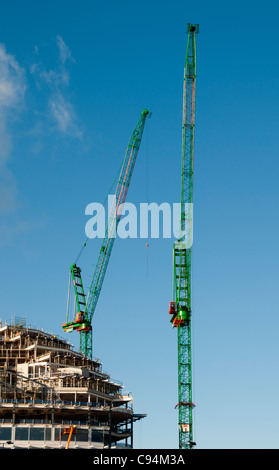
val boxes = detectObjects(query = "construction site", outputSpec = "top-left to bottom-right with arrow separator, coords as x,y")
0,23 -> 199,450
0,318 -> 144,449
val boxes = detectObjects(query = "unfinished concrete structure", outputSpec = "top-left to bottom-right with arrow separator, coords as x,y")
0,320 -> 144,449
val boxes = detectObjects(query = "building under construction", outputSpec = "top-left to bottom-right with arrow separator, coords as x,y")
0,319 -> 145,449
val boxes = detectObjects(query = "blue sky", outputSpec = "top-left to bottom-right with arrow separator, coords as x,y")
0,0 -> 279,449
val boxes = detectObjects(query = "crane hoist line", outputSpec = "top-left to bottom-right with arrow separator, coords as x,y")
63,109 -> 151,359
168,23 -> 199,450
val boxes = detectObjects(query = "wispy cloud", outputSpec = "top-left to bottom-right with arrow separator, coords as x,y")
49,91 -> 82,138
30,36 -> 82,138
0,38 -> 82,245
57,35 -> 74,66
0,45 -> 26,109
0,44 -> 26,213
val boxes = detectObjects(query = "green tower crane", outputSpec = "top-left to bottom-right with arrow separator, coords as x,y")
168,23 -> 199,449
63,109 -> 151,359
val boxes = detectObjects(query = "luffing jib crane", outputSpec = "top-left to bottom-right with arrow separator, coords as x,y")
63,109 -> 151,358
169,23 -> 199,450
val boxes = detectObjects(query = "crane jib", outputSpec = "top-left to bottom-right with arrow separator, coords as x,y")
62,109 -> 151,359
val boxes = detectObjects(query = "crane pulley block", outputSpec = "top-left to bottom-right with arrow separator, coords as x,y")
186,23 -> 199,34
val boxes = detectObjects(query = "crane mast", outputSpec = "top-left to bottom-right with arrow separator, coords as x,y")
63,109 -> 151,358
169,23 -> 199,450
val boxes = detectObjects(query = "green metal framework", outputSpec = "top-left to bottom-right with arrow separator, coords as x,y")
169,23 -> 198,450
63,109 -> 151,358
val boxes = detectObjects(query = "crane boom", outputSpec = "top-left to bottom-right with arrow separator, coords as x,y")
86,109 -> 150,324
63,109 -> 151,358
169,23 -> 199,450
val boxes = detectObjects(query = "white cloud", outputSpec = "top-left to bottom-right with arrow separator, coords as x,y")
49,91 -> 82,138
0,44 -> 26,212
57,35 -> 74,65
30,36 -> 82,138
0,44 -> 26,108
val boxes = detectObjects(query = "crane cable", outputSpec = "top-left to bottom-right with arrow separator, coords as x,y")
146,117 -> 149,277
75,158 -> 124,265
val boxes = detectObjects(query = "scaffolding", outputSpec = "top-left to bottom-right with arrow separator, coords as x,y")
0,323 -> 145,449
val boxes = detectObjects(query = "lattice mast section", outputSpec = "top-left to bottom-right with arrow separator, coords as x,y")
169,23 -> 198,450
